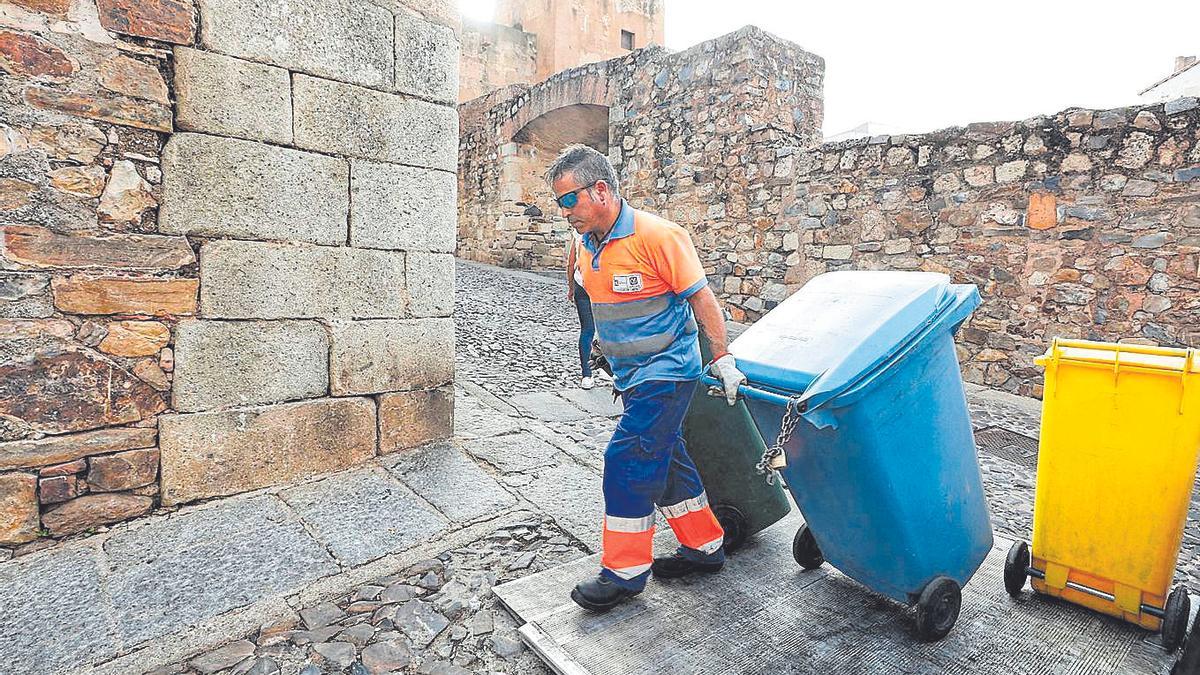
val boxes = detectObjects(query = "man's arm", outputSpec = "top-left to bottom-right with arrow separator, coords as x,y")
687,285 -> 728,357
687,285 -> 745,405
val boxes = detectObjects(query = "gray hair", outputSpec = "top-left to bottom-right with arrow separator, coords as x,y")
545,144 -> 621,198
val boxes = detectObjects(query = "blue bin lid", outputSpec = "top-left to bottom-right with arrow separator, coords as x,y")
731,271 -> 963,409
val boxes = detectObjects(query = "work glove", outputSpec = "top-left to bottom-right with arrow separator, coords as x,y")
711,354 -> 746,406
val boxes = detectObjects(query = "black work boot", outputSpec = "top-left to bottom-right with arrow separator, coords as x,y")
570,575 -> 642,612
651,547 -> 725,579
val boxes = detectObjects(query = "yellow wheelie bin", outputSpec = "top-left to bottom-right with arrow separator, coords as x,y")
1004,338 -> 1200,652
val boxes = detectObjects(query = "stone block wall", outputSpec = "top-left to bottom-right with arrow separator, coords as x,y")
0,0 -> 459,554
459,17 -> 538,104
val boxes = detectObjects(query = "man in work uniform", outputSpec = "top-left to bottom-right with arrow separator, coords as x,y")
546,144 -> 748,612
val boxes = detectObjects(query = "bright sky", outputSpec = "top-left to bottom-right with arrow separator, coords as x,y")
458,0 -> 1199,138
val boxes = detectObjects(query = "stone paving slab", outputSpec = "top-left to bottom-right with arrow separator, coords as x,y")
515,459 -> 605,550
538,434 -> 605,476
453,389 -> 522,439
103,496 -> 338,647
557,387 -> 624,418
4,462 -> 521,675
463,431 -> 562,474
510,391 -> 590,423
549,417 -> 616,473
384,441 -> 516,522
502,409 -> 756,557
495,520 -> 1176,675
0,547 -> 115,675
279,468 -> 449,566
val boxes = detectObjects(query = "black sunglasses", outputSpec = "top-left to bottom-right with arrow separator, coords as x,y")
555,181 -> 599,209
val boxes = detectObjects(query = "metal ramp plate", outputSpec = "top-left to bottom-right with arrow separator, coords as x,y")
494,515 -> 1176,674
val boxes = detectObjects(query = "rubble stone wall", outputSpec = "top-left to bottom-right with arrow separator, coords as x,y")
707,101 -> 1200,397
0,0 -> 459,554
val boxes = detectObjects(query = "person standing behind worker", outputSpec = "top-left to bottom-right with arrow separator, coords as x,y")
545,144 -> 748,612
566,230 -> 598,389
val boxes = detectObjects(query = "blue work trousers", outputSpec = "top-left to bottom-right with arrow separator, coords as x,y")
601,378 -> 725,590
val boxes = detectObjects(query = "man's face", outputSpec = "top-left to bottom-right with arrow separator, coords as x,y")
552,173 -> 608,236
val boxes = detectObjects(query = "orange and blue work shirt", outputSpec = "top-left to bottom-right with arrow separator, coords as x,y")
576,200 -> 708,391
576,200 -> 725,590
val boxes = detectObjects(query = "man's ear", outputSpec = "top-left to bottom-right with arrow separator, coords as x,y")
594,180 -> 610,204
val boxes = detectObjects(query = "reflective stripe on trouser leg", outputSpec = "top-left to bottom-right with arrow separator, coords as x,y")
658,431 -> 724,555
600,379 -> 700,590
602,516 -> 655,580
659,492 -> 724,554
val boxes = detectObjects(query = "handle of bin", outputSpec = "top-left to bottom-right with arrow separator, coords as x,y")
1050,338 -> 1191,359
1040,338 -> 1198,412
700,373 -> 798,408
1038,338 -> 1194,369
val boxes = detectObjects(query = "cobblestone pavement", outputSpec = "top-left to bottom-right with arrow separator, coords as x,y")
136,260 -> 1200,674
455,263 -> 580,397
154,514 -> 580,675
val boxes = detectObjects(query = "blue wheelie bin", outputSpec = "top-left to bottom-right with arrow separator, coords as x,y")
713,270 -> 992,641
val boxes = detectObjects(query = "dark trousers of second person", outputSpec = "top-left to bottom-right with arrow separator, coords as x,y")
573,278 -> 595,379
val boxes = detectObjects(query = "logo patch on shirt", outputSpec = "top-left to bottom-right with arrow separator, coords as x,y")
612,273 -> 644,293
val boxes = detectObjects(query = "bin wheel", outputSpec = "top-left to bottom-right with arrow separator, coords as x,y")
1163,586 -> 1192,653
1003,540 -> 1030,597
713,504 -> 749,553
1171,611 -> 1200,675
792,524 -> 824,570
915,576 -> 962,642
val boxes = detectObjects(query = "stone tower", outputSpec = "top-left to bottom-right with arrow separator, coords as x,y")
460,0 -> 665,102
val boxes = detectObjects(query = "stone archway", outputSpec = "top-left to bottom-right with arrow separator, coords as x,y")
504,103 -> 611,216
458,65 -> 619,269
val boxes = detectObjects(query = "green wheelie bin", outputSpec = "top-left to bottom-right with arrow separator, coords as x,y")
682,327 -> 792,552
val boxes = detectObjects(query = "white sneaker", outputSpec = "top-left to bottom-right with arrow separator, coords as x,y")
581,376 -> 595,389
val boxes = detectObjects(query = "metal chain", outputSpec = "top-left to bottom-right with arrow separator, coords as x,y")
756,397 -> 803,485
